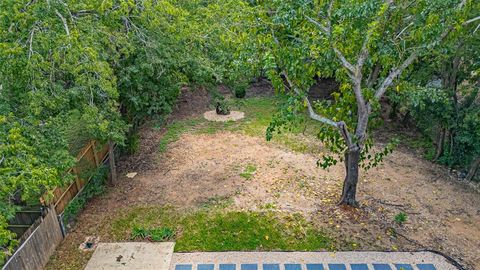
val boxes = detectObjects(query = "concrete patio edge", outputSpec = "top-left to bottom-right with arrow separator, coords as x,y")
171,251 -> 458,270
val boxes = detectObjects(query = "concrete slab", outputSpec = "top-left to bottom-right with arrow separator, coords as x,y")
84,242 -> 174,270
171,252 -> 458,270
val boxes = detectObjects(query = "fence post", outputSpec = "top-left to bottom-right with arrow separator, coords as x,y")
108,141 -> 117,185
91,141 -> 100,166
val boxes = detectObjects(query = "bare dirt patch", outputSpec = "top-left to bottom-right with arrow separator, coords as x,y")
47,130 -> 480,270
144,132 -> 480,269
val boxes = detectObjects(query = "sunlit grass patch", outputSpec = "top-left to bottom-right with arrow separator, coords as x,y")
110,207 -> 334,252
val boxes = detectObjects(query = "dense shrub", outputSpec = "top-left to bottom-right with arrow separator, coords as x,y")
391,83 -> 479,179
232,81 -> 248,98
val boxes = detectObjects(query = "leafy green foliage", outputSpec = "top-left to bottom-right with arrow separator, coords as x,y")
62,167 -> 108,226
387,13 -> 480,177
0,115 -> 75,216
233,82 -> 248,98
0,215 -> 17,265
0,0 -> 257,254
391,82 -> 479,173
0,115 -> 75,260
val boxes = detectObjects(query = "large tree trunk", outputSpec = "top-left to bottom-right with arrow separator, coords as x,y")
338,148 -> 361,206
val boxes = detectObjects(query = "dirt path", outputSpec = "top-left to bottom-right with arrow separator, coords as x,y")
46,87 -> 480,270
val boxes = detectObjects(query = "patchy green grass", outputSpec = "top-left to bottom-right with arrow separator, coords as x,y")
239,164 -> 257,180
199,195 -> 234,209
110,207 -> 333,252
158,118 -> 204,152
131,226 -> 175,241
156,96 -> 324,154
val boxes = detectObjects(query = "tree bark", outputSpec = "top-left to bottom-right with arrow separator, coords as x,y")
434,128 -> 446,161
466,157 -> 480,182
338,147 -> 361,206
108,141 -> 117,186
366,63 -> 381,88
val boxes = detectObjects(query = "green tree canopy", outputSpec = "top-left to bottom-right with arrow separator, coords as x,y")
259,0 -> 479,205
0,0 -> 256,263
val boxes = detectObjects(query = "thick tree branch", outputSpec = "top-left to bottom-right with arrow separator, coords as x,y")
283,71 -> 337,127
366,63 -> 381,88
333,48 -> 356,76
356,38 -> 369,70
28,26 -> 36,59
282,71 -> 354,147
465,15 -> 480,25
55,9 -> 70,37
355,102 -> 372,144
305,14 -> 330,35
374,51 -> 417,99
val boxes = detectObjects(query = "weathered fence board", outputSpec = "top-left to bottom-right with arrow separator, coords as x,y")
8,210 -> 42,225
49,140 -> 109,214
7,209 -> 42,237
2,208 -> 63,270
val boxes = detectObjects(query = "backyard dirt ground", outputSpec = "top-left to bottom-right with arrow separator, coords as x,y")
46,84 -> 480,270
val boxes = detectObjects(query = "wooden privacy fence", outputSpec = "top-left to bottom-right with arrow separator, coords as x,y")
48,140 -> 109,214
3,140 -> 111,270
2,207 -> 63,270
6,208 -> 43,237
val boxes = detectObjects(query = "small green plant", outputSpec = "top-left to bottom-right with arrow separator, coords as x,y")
215,100 -> 230,115
233,82 -> 248,98
123,132 -> 140,155
260,203 -> 277,210
131,226 -> 175,241
131,226 -> 149,239
227,77 -> 248,99
240,164 -> 257,180
211,91 -> 230,115
394,212 -> 408,224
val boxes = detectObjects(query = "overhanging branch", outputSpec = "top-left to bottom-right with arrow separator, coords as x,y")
55,9 -> 70,37
282,71 -> 354,147
374,51 -> 417,99
374,7 -> 475,100
305,14 -> 330,35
